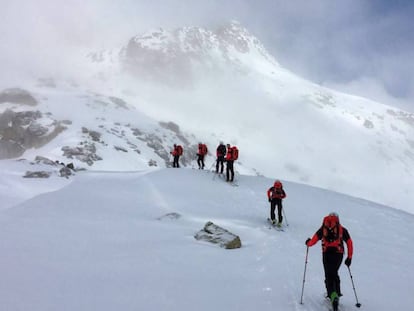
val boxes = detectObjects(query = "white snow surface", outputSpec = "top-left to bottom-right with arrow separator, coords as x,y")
2,23 -> 414,213
1,23 -> 413,310
79,23 -> 414,213
0,161 -> 413,311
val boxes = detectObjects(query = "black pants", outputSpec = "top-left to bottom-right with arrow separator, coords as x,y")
216,156 -> 225,173
270,199 -> 283,223
323,251 -> 343,297
226,160 -> 234,181
197,154 -> 205,169
173,155 -> 180,168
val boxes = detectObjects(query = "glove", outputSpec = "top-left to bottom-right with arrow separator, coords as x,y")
268,198 -> 271,202
305,238 -> 311,246
344,257 -> 352,267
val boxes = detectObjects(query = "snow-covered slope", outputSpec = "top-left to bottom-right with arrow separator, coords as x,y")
0,165 -> 412,311
0,84 -> 238,173
84,21 -> 414,212
1,21 -> 413,213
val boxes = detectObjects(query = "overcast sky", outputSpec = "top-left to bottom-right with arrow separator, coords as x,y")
1,0 -> 413,111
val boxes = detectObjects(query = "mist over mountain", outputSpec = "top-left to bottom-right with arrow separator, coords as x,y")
1,21 -> 413,213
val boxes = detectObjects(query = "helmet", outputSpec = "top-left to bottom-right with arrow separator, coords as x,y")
324,212 -> 340,228
274,180 -> 282,188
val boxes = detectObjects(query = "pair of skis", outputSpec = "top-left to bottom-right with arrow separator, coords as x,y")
215,172 -> 239,186
267,218 -> 284,231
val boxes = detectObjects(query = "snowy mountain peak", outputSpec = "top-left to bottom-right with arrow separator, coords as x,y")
2,21 -> 413,213
128,21 -> 262,55
121,21 -> 279,82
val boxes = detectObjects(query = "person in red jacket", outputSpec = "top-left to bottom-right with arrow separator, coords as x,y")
197,143 -> 208,169
170,144 -> 183,168
266,180 -> 286,226
215,142 -> 226,174
225,144 -> 235,182
305,213 -> 353,309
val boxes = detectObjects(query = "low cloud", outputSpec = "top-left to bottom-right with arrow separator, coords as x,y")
1,0 -> 413,111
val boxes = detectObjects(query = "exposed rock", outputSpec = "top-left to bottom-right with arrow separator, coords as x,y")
23,171 -> 51,178
62,143 -> 102,166
61,120 -> 72,125
66,162 -> 75,170
148,159 -> 157,166
363,119 -> 374,129
0,140 -> 25,158
0,88 -> 38,106
387,109 -> 414,127
0,109 -> 67,159
82,127 -> 102,142
34,156 -> 58,166
145,133 -> 171,164
131,127 -> 143,136
159,121 -> 180,134
157,212 -> 181,220
109,96 -> 129,110
114,146 -> 128,152
121,22 -> 273,85
194,221 -> 242,249
59,166 -> 73,178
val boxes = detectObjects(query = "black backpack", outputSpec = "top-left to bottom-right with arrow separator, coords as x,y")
217,144 -> 226,156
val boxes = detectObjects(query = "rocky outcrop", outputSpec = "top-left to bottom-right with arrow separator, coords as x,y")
23,171 -> 51,178
121,21 -> 278,85
0,88 -> 38,106
20,157 -> 75,179
0,140 -> 25,159
62,143 -> 102,166
157,212 -> 181,220
0,109 -> 67,159
194,221 -> 242,249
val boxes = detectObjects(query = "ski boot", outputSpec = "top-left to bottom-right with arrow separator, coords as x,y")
330,291 -> 339,311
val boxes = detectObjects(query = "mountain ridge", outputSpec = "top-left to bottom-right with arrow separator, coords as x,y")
0,21 -> 413,212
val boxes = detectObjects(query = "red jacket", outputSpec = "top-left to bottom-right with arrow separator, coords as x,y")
198,144 -> 207,156
226,146 -> 234,161
307,225 -> 353,258
267,186 -> 286,200
171,145 -> 183,156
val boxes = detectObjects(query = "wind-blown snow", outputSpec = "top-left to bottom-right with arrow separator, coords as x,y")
80,22 -> 414,213
0,162 -> 412,311
2,22 -> 413,212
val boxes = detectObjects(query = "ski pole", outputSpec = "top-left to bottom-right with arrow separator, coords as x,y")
300,246 -> 309,304
347,266 -> 362,308
208,161 -> 215,172
282,208 -> 289,226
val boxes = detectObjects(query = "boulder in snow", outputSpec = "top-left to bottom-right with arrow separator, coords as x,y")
194,221 -> 242,249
